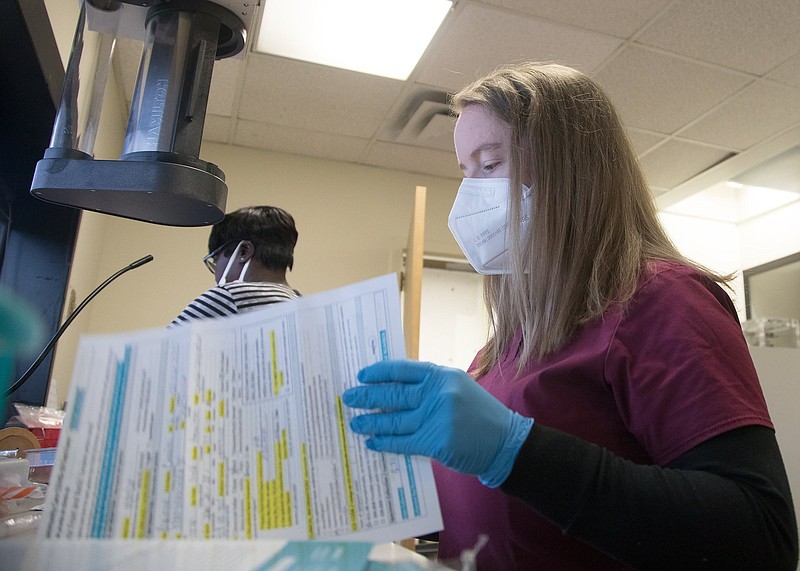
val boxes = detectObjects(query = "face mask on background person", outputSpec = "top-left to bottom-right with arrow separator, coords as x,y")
217,241 -> 251,286
447,178 -> 532,275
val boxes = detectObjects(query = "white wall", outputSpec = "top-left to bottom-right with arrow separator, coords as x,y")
418,267 -> 487,370
749,345 -> 800,567
740,202 -> 800,270
659,212 -> 745,316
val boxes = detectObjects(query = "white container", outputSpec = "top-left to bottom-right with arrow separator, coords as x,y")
742,317 -> 800,348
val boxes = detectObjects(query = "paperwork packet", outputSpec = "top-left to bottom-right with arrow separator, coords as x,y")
40,274 -> 442,543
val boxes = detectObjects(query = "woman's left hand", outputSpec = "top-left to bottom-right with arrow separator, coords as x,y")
342,359 -> 533,487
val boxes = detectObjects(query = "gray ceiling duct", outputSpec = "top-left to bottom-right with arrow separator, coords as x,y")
30,0 -> 254,226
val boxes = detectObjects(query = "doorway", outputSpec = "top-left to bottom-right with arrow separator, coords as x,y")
418,260 -> 488,371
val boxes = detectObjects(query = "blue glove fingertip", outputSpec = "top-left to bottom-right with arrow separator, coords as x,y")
349,415 -> 364,433
341,388 -> 356,406
357,361 -> 383,383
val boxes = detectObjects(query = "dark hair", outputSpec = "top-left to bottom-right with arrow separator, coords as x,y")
208,206 -> 298,270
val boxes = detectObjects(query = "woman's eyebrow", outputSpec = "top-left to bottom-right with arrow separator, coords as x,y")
458,141 -> 504,170
471,142 -> 503,156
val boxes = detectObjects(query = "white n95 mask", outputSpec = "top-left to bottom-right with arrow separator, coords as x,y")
447,178 -> 532,275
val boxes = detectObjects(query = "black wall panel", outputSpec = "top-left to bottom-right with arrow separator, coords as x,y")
1,1 -> 80,423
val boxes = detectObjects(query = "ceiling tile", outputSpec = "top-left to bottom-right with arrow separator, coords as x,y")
594,46 -> 751,134
100,0 -> 800,206
238,55 -> 405,138
364,142 -> 462,180
478,0 -> 672,38
637,0 -> 800,75
650,187 -> 672,198
768,53 -> 800,88
233,119 -> 370,163
679,80 -> 800,150
207,59 -> 242,116
638,139 -> 734,188
731,145 -> 800,193
416,3 -> 623,92
627,128 -> 666,157
202,114 -> 231,143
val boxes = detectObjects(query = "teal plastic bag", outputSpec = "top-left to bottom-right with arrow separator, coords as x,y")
0,289 -> 43,397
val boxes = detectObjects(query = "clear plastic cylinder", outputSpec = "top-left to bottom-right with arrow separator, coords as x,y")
123,10 -> 196,155
50,0 -> 120,156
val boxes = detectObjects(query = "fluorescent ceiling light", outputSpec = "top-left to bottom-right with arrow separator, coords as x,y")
664,180 -> 800,223
255,0 -> 452,80
731,182 -> 800,221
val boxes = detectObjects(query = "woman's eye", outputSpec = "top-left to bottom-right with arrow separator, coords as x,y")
483,162 -> 499,172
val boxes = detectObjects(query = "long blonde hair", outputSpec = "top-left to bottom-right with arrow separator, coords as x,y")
451,63 -> 729,377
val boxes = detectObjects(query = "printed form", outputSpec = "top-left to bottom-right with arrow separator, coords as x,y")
40,274 -> 442,543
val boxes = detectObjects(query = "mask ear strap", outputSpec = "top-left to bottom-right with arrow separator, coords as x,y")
236,259 -> 252,283
235,240 -> 255,283
218,241 -> 244,286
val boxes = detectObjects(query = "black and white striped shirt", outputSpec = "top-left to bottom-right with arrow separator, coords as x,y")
170,282 -> 301,326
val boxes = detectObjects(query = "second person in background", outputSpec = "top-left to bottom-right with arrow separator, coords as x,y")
171,205 -> 301,326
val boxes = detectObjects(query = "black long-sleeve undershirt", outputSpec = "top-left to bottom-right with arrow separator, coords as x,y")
500,424 -> 798,569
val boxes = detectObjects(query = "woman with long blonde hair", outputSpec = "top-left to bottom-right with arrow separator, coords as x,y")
344,63 -> 797,569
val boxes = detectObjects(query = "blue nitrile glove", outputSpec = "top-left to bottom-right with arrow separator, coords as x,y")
342,360 -> 533,488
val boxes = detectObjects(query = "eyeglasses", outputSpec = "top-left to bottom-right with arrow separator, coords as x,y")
203,241 -> 235,274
